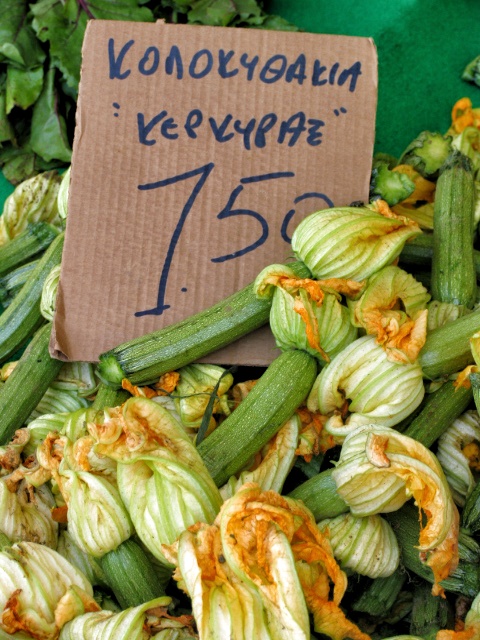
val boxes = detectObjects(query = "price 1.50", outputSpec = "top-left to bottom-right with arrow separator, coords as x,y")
135,162 -> 333,317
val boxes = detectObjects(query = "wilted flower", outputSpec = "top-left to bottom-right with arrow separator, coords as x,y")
349,265 -> 430,363
0,170 -> 63,244
436,589 -> 480,639
164,484 -> 369,640
0,429 -> 58,547
89,397 -> 223,565
56,529 -> 106,588
174,363 -> 233,428
427,301 -> 471,331
317,512 -> 399,578
291,201 -> 421,281
220,415 -> 299,500
308,336 -> 425,442
59,596 -> 196,640
40,264 -> 61,321
437,411 -> 480,506
37,432 -> 132,557
332,424 -> 459,596
57,167 -> 71,220
0,541 -> 99,638
391,164 -> 436,229
254,263 -> 360,363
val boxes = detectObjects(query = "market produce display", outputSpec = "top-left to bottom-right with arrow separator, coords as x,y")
3,1 -> 480,637
0,96 -> 480,638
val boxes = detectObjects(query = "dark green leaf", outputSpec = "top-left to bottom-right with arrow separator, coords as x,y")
252,13 -> 300,31
31,0 -> 87,94
188,0 -> 262,26
0,0 -> 46,68
6,66 -> 44,112
85,0 -> 154,21
0,98 -> 15,144
0,144 -> 63,183
30,68 -> 72,163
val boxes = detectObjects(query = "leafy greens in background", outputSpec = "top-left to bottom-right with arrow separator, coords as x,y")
0,0 -> 299,185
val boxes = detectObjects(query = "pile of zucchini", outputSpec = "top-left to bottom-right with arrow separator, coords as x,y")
1,106 -> 480,639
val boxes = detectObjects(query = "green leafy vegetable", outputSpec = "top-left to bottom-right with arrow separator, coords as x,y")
0,0 -> 298,184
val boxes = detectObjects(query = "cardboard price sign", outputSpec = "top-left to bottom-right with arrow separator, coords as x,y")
52,21 -> 377,364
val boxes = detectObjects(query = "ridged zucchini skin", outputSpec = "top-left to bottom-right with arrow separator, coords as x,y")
0,323 -> 63,445
99,539 -> 170,609
0,232 -> 64,364
403,381 -> 472,447
97,261 -> 311,388
288,468 -> 349,521
386,503 -> 480,598
419,307 -> 480,379
0,221 -> 59,278
431,151 -> 476,307
198,349 -> 317,487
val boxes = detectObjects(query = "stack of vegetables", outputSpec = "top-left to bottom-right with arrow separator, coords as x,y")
1,97 -> 480,639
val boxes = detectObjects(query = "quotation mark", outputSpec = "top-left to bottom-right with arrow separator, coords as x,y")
333,107 -> 347,116
112,102 -> 121,117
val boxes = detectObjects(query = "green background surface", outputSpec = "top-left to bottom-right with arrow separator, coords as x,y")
1,0 -> 480,204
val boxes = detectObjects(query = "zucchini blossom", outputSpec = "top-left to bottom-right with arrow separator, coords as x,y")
291,200 -> 421,281
0,429 -> 58,548
57,167 -> 71,220
164,483 -> 369,640
0,170 -> 63,245
59,596 -> 196,640
436,411 -> 480,506
220,415 -> 299,500
308,335 -> 425,442
427,300 -> 471,331
317,512 -> 399,578
0,541 -> 99,638
56,530 -> 106,588
349,265 -> 430,363
174,363 -> 233,428
254,264 -> 361,363
332,424 -> 459,596
37,432 -> 132,557
88,397 -> 223,565
391,165 -> 436,229
41,264 -> 61,321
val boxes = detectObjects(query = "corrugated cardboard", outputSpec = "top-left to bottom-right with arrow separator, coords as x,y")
51,21 -> 377,364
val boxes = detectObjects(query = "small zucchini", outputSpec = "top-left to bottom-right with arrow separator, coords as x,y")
197,349 -> 317,487
0,323 -> 63,445
0,232 -> 64,364
97,261 -> 310,388
0,221 -> 59,278
431,151 -> 476,307
99,539 -> 171,609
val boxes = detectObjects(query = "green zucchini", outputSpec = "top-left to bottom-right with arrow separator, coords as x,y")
0,323 -> 63,445
352,569 -> 406,617
99,539 -> 170,609
0,232 -> 64,364
386,503 -> 480,598
0,222 -> 59,278
0,259 -> 39,308
287,468 -> 349,521
410,581 -> 451,638
462,477 -> 480,534
92,383 -> 130,411
431,151 -> 476,307
197,349 -> 317,487
419,307 -> 480,379
403,381 -> 472,447
97,261 -> 311,388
